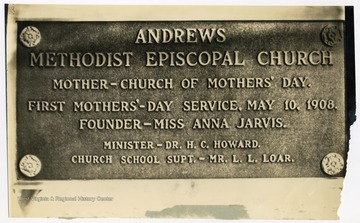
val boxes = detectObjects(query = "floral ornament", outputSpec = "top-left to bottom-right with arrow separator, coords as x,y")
19,155 -> 42,177
321,25 -> 342,47
321,153 -> 344,176
19,26 -> 41,47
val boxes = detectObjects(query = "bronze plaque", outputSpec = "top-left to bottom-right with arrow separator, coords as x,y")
7,5 -> 355,219
15,21 -> 348,179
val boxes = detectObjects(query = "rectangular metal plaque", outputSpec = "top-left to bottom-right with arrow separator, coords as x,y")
7,5 -> 355,219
